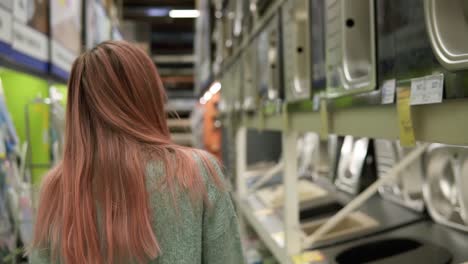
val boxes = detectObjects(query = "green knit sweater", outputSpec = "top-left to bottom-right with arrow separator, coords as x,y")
29,154 -> 245,264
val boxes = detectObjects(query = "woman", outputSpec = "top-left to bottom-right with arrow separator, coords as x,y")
30,41 -> 244,264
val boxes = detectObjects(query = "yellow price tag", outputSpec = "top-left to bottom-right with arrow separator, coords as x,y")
319,99 -> 329,140
397,87 -> 416,147
293,250 -> 325,264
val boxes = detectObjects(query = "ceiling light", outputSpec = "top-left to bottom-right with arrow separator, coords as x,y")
209,82 -> 221,94
203,91 -> 213,101
145,8 -> 170,17
169,9 -> 200,18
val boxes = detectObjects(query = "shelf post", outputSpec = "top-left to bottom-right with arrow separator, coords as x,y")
236,126 -> 248,198
282,130 -> 301,259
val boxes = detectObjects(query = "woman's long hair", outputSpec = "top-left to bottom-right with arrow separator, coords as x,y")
32,41 -> 220,263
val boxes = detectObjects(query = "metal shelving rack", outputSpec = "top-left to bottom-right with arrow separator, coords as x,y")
212,0 -> 468,263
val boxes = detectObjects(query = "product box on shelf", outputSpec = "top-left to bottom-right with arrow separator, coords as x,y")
50,0 -> 83,79
0,0 -> 50,73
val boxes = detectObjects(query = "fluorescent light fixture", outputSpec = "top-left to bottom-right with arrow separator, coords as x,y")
169,9 -> 200,18
203,91 -> 213,101
146,8 -> 170,17
209,82 -> 221,94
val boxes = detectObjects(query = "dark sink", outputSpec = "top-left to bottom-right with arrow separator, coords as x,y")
335,238 -> 452,264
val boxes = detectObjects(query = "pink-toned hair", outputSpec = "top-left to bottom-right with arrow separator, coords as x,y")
32,41 -> 221,263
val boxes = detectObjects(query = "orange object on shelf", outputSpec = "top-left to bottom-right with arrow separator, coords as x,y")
203,93 -> 222,160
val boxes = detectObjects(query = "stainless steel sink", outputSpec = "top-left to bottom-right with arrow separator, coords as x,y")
423,144 -> 468,232
375,139 -> 425,212
425,0 -> 468,70
335,136 -> 373,195
326,0 -> 376,97
282,0 -> 312,101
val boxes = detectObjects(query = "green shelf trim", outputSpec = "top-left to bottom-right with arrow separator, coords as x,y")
242,99 -> 468,145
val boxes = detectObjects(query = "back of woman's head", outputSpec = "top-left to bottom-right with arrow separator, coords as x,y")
32,41 -> 220,263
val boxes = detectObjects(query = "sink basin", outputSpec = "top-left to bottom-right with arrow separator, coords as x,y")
335,136 -> 376,195
326,0 -> 376,97
374,139 -> 425,212
425,0 -> 468,70
423,144 -> 468,232
256,180 -> 329,209
301,211 -> 378,243
335,238 -> 452,264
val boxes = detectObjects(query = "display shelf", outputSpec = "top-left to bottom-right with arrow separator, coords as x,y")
218,0 -> 289,76
0,56 -> 67,85
234,194 -> 291,264
241,98 -> 468,145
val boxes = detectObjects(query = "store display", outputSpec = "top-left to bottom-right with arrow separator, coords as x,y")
375,139 -> 425,212
297,133 -> 319,178
0,0 -> 13,53
241,0 -> 254,39
251,0 -> 273,17
223,2 -> 235,59
256,14 -> 283,110
424,0 -> 468,99
335,136 -> 376,195
376,0 -> 435,88
301,211 -> 378,244
423,144 -> 468,232
86,0 -> 111,49
282,0 -> 326,102
242,43 -> 258,113
194,0 -> 212,93
326,0 -> 376,97
50,0 -> 82,79
0,69 -> 50,184
8,0 -> 49,72
320,221 -> 463,263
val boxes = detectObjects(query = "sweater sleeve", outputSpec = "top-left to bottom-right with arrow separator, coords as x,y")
28,248 -> 51,264
200,154 -> 245,264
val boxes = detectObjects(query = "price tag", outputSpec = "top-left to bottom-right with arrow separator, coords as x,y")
381,79 -> 396,104
397,87 -> 416,147
312,94 -> 320,111
410,74 -> 444,105
319,99 -> 329,140
293,251 -> 326,264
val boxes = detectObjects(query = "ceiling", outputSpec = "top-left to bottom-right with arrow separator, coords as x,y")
122,0 -> 197,100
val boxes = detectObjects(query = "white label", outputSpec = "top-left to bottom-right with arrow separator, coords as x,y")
312,94 -> 320,111
51,40 -> 76,73
13,0 -> 27,23
0,8 -> 12,43
410,74 -> 444,105
381,79 -> 396,104
12,20 -> 48,61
